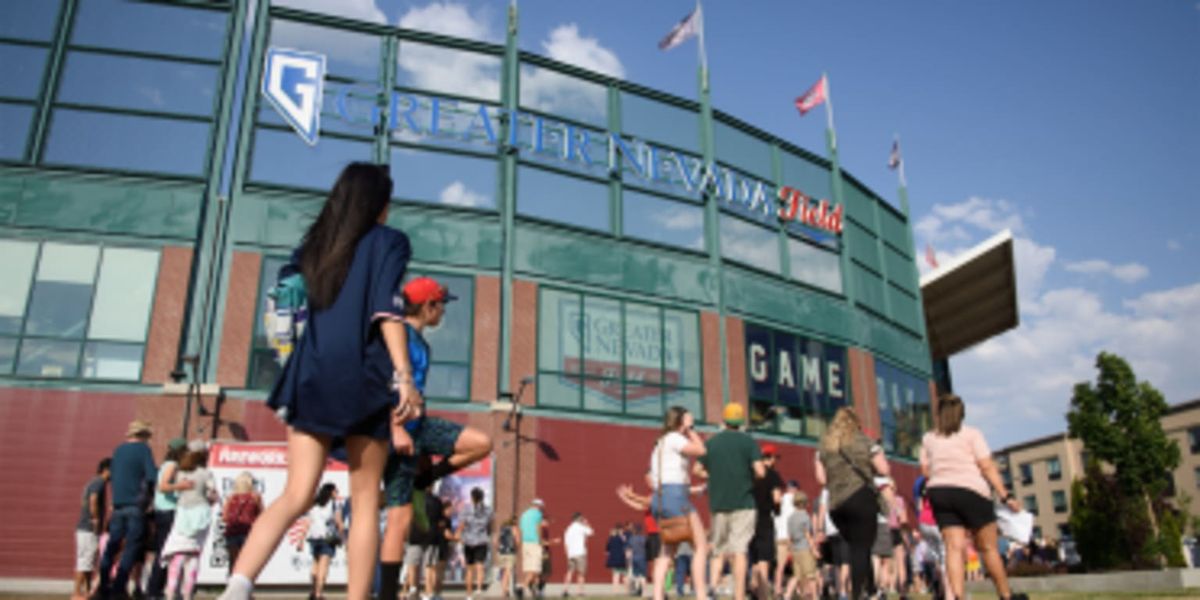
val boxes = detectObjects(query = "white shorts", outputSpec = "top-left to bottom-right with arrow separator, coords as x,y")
75,530 -> 98,572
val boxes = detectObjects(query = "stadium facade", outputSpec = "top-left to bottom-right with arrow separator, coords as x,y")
0,0 -> 945,579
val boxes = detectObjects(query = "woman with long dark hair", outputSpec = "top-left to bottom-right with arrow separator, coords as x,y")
647,406 -> 708,600
219,163 -> 413,600
814,408 -> 890,600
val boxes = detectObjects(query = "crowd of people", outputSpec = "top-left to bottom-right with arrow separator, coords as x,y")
73,163 -> 1033,600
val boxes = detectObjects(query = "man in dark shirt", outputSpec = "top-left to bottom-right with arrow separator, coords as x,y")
98,420 -> 158,599
696,403 -> 765,600
750,444 -> 784,600
75,458 -> 111,598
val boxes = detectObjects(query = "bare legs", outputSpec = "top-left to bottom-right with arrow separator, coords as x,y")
345,436 -> 389,600
941,524 -> 1012,600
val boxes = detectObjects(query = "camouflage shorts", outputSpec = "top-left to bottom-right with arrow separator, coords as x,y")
383,417 -> 464,507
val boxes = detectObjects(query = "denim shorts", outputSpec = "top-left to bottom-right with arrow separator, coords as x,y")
309,539 -> 337,558
649,483 -> 694,519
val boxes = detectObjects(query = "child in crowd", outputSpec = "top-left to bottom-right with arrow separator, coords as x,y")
161,444 -> 217,600
783,492 -> 819,600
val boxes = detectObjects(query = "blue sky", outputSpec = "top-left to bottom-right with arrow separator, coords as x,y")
283,0 -> 1200,447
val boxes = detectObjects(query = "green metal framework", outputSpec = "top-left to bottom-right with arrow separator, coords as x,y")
0,0 -> 934,430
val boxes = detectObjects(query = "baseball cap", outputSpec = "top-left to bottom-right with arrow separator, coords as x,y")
761,443 -> 778,457
167,437 -> 187,451
402,276 -> 458,305
722,403 -> 745,426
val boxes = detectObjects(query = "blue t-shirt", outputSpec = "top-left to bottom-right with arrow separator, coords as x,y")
402,323 -> 431,435
519,507 -> 543,543
110,441 -> 157,508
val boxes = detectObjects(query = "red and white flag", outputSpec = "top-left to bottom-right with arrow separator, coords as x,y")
925,243 -> 939,269
888,139 -> 902,170
659,6 -> 702,51
794,75 -> 828,116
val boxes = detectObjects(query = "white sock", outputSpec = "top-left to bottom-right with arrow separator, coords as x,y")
219,574 -> 254,600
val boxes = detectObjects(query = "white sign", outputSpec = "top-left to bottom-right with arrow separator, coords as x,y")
198,442 -> 349,585
262,48 -> 326,146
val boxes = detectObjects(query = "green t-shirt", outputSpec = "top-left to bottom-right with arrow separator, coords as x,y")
699,429 -> 762,512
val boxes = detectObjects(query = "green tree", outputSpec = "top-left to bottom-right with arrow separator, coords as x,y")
1066,351 -> 1181,567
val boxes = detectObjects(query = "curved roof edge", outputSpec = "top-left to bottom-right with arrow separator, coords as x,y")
921,229 -> 1019,359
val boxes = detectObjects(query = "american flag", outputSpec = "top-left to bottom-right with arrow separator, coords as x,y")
925,243 -> 939,269
794,75 -> 828,116
286,517 -> 310,548
888,139 -> 902,171
659,6 -> 702,51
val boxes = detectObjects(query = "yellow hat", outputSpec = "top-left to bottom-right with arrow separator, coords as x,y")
722,403 -> 745,426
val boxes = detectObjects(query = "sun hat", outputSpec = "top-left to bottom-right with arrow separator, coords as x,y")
126,420 -> 153,438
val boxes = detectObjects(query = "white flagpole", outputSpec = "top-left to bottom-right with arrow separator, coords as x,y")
696,0 -> 709,91
896,133 -> 907,188
823,72 -> 836,150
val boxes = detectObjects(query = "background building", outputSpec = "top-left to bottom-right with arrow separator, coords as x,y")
994,398 -> 1200,543
0,0 -> 1018,581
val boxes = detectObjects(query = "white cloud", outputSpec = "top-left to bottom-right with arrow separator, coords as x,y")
438,181 -> 488,207
1168,239 -> 1182,252
917,196 -> 1199,448
1063,259 -> 1150,283
541,24 -> 625,78
398,1 -> 497,40
521,24 -> 624,121
653,206 -> 703,231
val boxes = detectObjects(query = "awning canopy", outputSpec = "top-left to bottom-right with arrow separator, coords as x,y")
920,230 -> 1019,360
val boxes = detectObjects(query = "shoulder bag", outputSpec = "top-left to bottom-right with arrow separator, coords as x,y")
838,444 -> 889,517
656,434 -> 693,545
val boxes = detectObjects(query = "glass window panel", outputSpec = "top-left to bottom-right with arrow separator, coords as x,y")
389,148 -> 496,209
44,109 -> 210,176
789,238 -> 841,293
623,383 -> 663,418
0,44 -> 48,100
664,308 -> 701,389
517,167 -> 609,232
250,128 -> 372,190
0,104 -> 34,160
424,363 -> 469,400
269,19 -> 380,82
72,0 -> 227,60
582,296 -> 621,378
749,399 -> 777,432
539,288 -> 580,373
0,0 -> 61,42
388,93 -> 504,152
0,337 -> 15,374
247,347 -> 281,391
408,272 -> 472,362
720,215 -> 780,274
58,52 -> 219,116
620,93 -> 699,152
259,100 -> 374,138
25,243 -> 99,338
538,373 -> 580,409
16,338 -> 80,378
514,117 -> 608,176
780,151 -> 832,201
520,64 -> 607,127
397,42 -> 500,101
665,389 -> 703,422
271,0 -> 388,24
623,303 -> 661,385
82,341 -> 142,380
581,377 -> 623,414
88,247 -> 159,341
622,191 -> 705,251
0,240 -> 38,334
714,121 -> 772,178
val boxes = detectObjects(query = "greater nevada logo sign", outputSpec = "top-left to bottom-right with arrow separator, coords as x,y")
262,47 -> 326,146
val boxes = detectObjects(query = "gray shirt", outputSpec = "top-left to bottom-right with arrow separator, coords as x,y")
788,510 -> 812,551
174,467 -> 213,508
77,476 -> 106,532
460,502 -> 492,547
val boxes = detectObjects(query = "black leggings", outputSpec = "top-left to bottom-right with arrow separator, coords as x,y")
829,486 -> 878,600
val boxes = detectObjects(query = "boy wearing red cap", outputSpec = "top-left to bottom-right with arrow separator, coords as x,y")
377,276 -> 494,600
